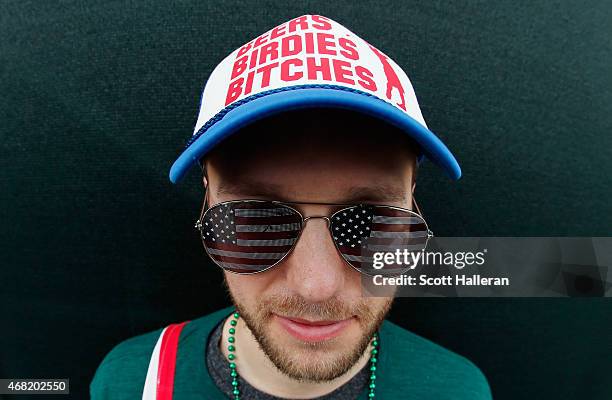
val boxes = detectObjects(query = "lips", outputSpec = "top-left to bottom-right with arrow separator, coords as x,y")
274,314 -> 353,342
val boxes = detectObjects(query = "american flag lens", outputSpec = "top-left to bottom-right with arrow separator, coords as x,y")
198,201 -> 430,276
199,201 -> 302,274
330,205 -> 430,276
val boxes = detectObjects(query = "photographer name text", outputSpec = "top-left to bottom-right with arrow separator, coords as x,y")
372,274 -> 510,287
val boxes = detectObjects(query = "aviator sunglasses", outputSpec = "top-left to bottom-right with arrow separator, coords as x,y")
194,188 -> 433,276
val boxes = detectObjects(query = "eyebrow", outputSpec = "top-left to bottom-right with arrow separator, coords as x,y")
215,180 -> 409,204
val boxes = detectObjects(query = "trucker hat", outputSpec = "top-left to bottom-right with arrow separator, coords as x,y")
169,14 -> 461,183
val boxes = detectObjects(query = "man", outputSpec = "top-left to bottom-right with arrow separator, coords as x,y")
91,14 -> 491,400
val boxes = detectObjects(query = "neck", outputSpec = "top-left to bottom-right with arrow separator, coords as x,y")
219,315 -> 372,399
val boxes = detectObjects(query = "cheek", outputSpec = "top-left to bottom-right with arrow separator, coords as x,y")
343,266 -> 368,295
224,272 -> 274,307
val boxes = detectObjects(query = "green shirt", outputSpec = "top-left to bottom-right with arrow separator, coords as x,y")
90,307 -> 492,399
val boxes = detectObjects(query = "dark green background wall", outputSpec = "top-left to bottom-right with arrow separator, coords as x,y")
1,1 -> 611,399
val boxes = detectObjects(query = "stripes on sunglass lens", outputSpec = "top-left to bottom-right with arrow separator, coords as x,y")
331,205 -> 429,276
200,201 -> 302,273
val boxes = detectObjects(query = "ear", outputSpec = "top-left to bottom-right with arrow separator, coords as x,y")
199,159 -> 208,188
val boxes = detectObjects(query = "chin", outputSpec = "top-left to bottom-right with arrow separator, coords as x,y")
260,318 -> 369,381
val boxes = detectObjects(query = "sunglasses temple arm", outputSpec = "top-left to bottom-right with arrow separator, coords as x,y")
194,183 -> 209,230
412,195 -> 434,238
411,182 -> 424,217
412,195 -> 423,217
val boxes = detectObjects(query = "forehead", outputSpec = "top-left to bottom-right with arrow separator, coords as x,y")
205,108 -> 417,203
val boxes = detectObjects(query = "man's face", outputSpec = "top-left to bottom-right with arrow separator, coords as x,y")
205,109 -> 416,382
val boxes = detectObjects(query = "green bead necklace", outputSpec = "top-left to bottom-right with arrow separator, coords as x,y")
225,312 -> 379,400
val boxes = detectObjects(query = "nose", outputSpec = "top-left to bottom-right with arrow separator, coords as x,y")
282,217 -> 347,302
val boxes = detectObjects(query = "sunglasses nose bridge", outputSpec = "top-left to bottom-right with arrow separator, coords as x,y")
302,215 -> 331,229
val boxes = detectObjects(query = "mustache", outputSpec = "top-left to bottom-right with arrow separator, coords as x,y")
256,294 -> 375,322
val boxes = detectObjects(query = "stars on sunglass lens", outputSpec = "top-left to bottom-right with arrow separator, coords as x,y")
333,206 -> 373,247
203,203 -> 237,244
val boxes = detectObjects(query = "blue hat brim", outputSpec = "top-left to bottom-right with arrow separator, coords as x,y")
169,85 -> 461,183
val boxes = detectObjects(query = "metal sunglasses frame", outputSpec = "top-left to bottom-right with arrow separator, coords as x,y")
194,190 -> 433,276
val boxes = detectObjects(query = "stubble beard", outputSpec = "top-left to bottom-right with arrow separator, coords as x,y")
228,290 -> 392,382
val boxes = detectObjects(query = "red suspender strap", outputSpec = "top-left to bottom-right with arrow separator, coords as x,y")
156,321 -> 189,400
